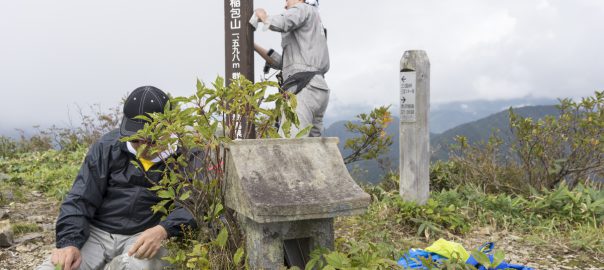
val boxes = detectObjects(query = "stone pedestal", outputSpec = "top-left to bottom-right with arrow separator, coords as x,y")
241,217 -> 334,268
224,138 -> 370,269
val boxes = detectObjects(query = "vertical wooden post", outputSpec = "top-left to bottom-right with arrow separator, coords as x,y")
225,0 -> 255,138
399,50 -> 430,204
224,0 -> 254,83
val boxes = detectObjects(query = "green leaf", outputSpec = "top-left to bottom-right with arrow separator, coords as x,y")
179,190 -> 191,201
290,93 -> 298,109
281,120 -> 292,138
492,250 -> 505,267
157,190 -> 173,199
324,252 -> 350,268
215,227 -> 228,248
304,259 -> 318,270
470,250 -> 491,267
133,114 -> 152,122
148,185 -> 162,191
233,247 -> 245,265
417,223 -> 426,236
295,125 -> 313,138
196,78 -> 203,91
267,128 -> 280,139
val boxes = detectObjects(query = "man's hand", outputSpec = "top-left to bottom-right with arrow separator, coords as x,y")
51,246 -> 81,270
127,225 -> 168,259
255,8 -> 268,22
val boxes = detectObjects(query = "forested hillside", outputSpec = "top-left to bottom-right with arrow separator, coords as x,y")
326,105 -> 561,183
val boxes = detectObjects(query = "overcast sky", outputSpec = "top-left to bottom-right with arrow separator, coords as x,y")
1,0 -> 603,132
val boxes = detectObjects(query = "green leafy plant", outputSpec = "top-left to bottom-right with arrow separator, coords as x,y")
568,223 -> 604,253
0,136 -> 17,158
469,249 -> 505,270
305,242 -> 400,270
430,161 -> 461,192
448,133 -> 526,195
0,146 -> 86,200
124,76 -> 300,269
343,106 -> 393,165
441,91 -> 603,195
510,91 -> 604,189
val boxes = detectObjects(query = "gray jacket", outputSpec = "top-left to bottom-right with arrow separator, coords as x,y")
267,3 -> 330,90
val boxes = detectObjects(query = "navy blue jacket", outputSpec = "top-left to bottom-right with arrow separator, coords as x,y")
55,129 -> 196,249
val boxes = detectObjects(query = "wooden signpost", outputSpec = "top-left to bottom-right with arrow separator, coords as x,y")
224,0 -> 254,83
400,50 -> 430,205
224,0 -> 255,138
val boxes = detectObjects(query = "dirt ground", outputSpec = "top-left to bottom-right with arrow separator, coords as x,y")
454,227 -> 604,270
1,191 -> 58,270
2,191 -> 603,270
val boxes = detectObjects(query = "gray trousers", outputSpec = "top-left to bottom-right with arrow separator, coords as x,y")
37,225 -> 169,270
280,84 -> 330,138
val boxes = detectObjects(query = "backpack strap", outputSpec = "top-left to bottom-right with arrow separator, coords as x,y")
281,71 -> 323,94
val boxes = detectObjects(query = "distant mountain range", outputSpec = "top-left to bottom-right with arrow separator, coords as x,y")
430,105 -> 560,160
324,96 -> 558,134
428,96 -> 558,133
326,103 -> 561,184
2,97 -> 562,184
2,96 -> 558,140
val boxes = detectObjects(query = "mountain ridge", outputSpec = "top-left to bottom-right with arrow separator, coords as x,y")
325,104 -> 560,184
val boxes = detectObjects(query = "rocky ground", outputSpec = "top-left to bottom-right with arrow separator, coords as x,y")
455,227 -> 604,270
0,190 -> 58,270
1,190 -> 603,269
333,220 -> 604,270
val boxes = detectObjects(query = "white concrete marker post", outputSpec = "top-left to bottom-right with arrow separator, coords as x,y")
399,50 -> 430,205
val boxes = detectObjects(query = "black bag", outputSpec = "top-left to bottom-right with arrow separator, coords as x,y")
281,71 -> 322,95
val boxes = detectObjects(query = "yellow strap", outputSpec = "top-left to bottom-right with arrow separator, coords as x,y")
139,157 -> 155,171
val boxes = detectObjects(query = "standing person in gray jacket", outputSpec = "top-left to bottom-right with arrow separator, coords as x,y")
254,0 -> 330,137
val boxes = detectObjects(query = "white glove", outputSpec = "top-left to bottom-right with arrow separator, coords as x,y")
305,0 -> 319,7
249,14 -> 259,30
249,14 -> 269,31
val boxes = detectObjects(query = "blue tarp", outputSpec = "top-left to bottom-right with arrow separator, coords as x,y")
397,242 -> 533,270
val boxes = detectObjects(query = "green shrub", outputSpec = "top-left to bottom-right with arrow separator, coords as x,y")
127,76 -> 300,269
0,136 -> 17,158
15,128 -> 53,153
306,242 -> 400,270
361,187 -> 472,242
447,134 -> 527,195
343,106 -> 393,165
429,161 -> 461,192
451,184 -> 604,232
510,91 -> 604,189
0,146 -> 86,200
568,224 -> 604,253
527,184 -> 604,227
442,91 -> 604,194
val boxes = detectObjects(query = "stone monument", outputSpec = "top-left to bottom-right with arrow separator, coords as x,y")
224,137 -> 370,268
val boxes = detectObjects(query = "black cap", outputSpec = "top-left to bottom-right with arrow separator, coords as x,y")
120,86 -> 169,137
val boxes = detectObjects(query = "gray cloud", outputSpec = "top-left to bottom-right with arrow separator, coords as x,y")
1,0 -> 603,131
